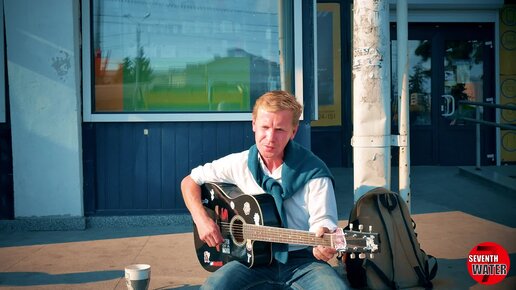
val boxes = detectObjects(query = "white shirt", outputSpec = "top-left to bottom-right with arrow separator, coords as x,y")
190,150 -> 339,250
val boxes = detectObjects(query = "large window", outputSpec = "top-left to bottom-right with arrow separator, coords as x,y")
83,0 -> 301,122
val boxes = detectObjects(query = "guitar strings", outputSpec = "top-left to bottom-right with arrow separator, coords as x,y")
216,221 -> 368,245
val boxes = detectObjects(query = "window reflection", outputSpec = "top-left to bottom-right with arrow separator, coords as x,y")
444,40 -> 484,125
313,3 -> 342,127
392,40 -> 432,126
92,0 -> 291,113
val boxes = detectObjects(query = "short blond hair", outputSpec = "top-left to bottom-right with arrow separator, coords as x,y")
252,91 -> 303,126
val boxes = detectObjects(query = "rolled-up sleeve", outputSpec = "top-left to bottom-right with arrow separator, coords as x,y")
189,151 -> 251,186
306,177 -> 339,233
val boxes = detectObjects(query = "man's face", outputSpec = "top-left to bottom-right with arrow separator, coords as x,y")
252,108 -> 298,161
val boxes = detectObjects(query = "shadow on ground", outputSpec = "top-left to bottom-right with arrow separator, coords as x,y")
331,166 -> 516,228
0,225 -> 193,248
0,270 -> 123,286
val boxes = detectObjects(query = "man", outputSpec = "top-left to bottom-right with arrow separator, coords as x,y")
181,90 -> 348,289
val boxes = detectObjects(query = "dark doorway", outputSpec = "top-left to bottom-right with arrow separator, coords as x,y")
391,23 -> 496,165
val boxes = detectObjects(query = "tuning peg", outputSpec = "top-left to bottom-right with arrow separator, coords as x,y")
350,253 -> 356,259
349,223 -> 353,231
359,253 -> 366,259
369,253 -> 374,259
358,224 -> 363,232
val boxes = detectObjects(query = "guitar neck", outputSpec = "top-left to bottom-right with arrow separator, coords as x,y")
243,224 -> 335,248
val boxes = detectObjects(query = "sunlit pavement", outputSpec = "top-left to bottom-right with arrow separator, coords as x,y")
0,166 -> 514,289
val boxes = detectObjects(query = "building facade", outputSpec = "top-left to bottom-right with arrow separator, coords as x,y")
0,0 -> 512,223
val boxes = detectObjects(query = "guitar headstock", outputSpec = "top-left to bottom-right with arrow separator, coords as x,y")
331,225 -> 380,258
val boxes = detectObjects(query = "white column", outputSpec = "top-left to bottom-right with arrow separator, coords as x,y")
352,0 -> 391,201
5,0 -> 83,218
397,0 -> 411,209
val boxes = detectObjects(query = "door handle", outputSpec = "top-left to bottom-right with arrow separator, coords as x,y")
441,95 -> 455,117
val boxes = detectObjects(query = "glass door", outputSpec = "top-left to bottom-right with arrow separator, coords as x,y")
391,23 -> 495,165
437,26 -> 495,166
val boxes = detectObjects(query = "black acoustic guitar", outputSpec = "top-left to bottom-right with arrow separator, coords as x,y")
194,182 -> 379,272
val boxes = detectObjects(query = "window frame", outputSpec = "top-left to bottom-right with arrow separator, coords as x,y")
0,0 -> 5,123
81,0 -> 304,122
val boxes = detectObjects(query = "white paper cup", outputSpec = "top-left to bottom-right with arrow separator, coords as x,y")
125,264 -> 151,290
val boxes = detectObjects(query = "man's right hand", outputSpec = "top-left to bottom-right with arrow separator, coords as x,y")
195,215 -> 224,248
181,175 -> 224,248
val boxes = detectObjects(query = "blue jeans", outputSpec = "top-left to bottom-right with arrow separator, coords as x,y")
201,249 -> 349,290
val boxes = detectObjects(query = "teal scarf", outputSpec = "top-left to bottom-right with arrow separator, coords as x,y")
248,140 -> 334,263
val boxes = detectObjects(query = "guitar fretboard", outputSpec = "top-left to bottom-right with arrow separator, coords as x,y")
243,224 -> 336,247
220,220 -> 373,252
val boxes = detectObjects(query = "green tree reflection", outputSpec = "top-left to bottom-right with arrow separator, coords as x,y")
120,48 -> 153,111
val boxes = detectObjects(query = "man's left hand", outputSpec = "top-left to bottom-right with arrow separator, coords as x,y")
312,227 -> 338,262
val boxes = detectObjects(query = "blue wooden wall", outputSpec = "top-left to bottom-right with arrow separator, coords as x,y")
83,122 -> 255,215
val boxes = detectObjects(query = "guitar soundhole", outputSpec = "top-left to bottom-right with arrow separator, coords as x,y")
230,215 -> 246,247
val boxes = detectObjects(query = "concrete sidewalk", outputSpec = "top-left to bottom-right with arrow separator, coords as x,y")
0,166 -> 515,289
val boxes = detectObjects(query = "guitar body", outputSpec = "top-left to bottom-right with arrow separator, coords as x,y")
194,182 -> 282,272
193,182 -> 380,272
